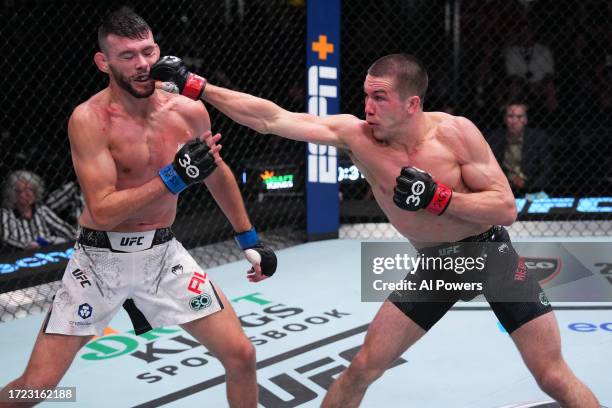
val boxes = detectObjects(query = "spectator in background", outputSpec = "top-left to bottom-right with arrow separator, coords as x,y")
0,170 -> 76,250
487,102 -> 552,197
45,180 -> 85,225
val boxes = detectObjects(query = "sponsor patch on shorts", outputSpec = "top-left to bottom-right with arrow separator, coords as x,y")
189,293 -> 212,311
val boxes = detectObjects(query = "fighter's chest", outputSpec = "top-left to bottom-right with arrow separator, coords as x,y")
352,144 -> 460,195
107,116 -> 193,174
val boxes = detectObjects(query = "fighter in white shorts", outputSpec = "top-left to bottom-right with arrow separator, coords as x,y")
45,227 -> 225,336
0,8 -> 275,408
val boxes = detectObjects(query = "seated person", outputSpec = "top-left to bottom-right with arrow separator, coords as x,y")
45,180 -> 85,225
1,170 -> 76,250
486,102 -> 552,196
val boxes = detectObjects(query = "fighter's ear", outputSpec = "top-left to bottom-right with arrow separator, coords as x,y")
405,95 -> 421,115
94,51 -> 109,74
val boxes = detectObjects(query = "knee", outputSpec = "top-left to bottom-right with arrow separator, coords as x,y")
346,349 -> 387,385
534,364 -> 570,397
223,340 -> 256,373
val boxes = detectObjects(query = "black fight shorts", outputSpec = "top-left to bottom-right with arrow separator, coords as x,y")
388,226 -> 552,333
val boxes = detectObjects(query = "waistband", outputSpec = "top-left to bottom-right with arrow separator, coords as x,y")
418,226 -> 503,256
77,227 -> 174,252
458,225 -> 502,243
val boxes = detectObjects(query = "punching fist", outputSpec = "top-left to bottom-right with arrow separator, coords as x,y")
150,56 -> 207,100
159,136 -> 218,194
235,228 -> 278,282
393,166 -> 453,215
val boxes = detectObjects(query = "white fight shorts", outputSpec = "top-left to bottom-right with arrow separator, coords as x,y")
44,227 -> 223,336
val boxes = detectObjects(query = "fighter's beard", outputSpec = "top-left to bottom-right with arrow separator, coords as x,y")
110,66 -> 155,98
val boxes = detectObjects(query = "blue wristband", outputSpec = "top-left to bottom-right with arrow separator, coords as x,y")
235,228 -> 260,250
159,164 -> 188,195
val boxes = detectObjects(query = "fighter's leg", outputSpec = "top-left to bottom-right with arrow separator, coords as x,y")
180,285 -> 256,408
509,311 -> 599,408
0,316 -> 92,407
322,300 -> 452,408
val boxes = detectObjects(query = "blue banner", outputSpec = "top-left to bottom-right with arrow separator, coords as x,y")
306,0 -> 341,240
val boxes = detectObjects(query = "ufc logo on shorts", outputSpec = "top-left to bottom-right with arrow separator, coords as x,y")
120,236 -> 145,246
405,181 -> 425,207
178,153 -> 200,179
71,269 -> 91,288
187,272 -> 208,295
439,245 -> 460,256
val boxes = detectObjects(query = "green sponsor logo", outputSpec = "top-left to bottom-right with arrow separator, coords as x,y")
190,293 -> 212,311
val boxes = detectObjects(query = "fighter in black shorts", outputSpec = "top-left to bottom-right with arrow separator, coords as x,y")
150,52 -> 600,407
389,225 -> 552,334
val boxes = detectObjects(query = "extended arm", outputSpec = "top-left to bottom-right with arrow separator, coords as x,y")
151,56 -> 355,148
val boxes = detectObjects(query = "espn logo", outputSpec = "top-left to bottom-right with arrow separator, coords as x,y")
307,65 -> 337,184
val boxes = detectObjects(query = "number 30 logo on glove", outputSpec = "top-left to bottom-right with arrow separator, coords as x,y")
393,166 -> 453,215
405,180 -> 426,206
178,154 -> 200,179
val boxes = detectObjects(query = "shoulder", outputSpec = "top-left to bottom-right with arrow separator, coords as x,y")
526,127 -> 548,138
69,92 -> 109,135
36,204 -> 53,214
435,113 -> 481,142
329,115 -> 368,149
328,114 -> 364,132
525,127 -> 550,146
68,96 -> 111,153
434,113 -> 489,161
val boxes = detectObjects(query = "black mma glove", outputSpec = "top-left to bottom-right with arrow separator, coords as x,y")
159,139 -> 217,194
235,228 -> 277,278
150,56 -> 207,100
393,166 -> 453,215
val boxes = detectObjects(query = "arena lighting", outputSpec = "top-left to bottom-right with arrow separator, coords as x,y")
0,247 -> 74,275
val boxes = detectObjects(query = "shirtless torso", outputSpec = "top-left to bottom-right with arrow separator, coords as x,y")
69,88 -> 210,232
344,112 -> 493,246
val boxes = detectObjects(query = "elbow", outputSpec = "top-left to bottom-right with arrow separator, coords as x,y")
499,198 -> 518,226
88,206 -> 119,231
256,118 -> 273,135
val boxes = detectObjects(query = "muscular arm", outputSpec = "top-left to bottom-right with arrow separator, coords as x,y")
202,84 -> 354,149
444,118 -> 517,226
68,105 -> 170,230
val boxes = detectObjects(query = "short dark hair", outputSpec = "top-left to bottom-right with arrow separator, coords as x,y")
98,7 -> 151,52
505,100 -> 529,113
367,54 -> 429,102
